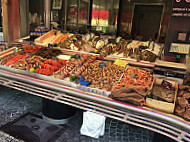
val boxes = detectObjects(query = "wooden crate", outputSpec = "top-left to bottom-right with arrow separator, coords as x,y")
146,78 -> 178,113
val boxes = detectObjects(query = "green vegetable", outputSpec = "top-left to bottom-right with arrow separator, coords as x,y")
107,60 -> 114,64
18,47 -> 24,50
34,65 -> 40,70
53,43 -> 59,47
70,76 -> 78,82
31,52 -> 36,55
70,55 -> 75,58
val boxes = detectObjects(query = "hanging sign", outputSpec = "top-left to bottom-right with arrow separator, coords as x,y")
172,0 -> 190,17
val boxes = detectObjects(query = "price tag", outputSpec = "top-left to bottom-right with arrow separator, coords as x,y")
14,48 -> 18,52
48,43 -> 53,48
162,80 -> 172,89
97,89 -> 101,95
84,87 -> 88,92
30,42 -> 35,47
76,35 -> 82,40
114,59 -> 128,67
17,44 -> 22,47
71,83 -> 77,88
76,84 -> 80,89
52,57 -> 58,61
54,31 -> 57,35
74,54 -> 81,59
91,89 -> 97,94
108,39 -> 115,43
99,63 -> 106,68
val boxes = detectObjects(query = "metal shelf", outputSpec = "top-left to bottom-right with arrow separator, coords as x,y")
0,69 -> 189,142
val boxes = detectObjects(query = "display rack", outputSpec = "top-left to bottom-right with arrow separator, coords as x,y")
0,69 -> 189,142
0,47 -> 189,142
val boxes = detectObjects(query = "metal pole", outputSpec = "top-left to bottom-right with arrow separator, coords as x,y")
1,0 -> 9,42
77,0 -> 80,32
117,0 -> 122,37
64,0 -> 67,32
44,0 -> 51,29
89,0 -> 93,33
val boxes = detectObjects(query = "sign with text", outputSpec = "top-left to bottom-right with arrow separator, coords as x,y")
172,0 -> 190,17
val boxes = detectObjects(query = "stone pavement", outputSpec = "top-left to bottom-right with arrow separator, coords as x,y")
0,86 -> 155,142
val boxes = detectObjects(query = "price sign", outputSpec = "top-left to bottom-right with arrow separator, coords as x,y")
74,54 -> 81,59
99,63 -> 107,68
17,44 -> 22,47
30,42 -> 35,47
48,43 -> 53,48
162,80 -> 172,89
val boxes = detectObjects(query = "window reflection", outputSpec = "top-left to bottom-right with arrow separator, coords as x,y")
91,0 -> 119,34
67,0 -> 90,32
29,0 -> 44,31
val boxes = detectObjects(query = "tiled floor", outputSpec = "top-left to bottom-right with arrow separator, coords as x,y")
0,86 -> 156,142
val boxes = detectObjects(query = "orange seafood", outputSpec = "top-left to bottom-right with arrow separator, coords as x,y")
5,54 -> 27,67
36,59 -> 66,76
113,66 -> 153,90
51,34 -> 69,44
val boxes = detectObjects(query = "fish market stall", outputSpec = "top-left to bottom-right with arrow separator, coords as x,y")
0,42 -> 189,141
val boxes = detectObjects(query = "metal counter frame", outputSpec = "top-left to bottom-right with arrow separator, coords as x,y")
0,48 -> 189,142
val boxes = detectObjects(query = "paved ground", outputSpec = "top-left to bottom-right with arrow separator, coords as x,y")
0,86 -> 173,142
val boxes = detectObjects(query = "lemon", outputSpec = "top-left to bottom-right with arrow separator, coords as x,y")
30,67 -> 35,72
94,49 -> 98,54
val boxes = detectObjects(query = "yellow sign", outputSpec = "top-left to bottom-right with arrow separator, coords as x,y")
114,59 -> 128,67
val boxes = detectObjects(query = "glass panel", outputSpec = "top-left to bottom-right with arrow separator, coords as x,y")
79,0 -> 89,26
29,0 -> 44,31
67,0 -> 78,31
66,0 -> 90,32
91,0 -> 119,34
50,0 -> 65,30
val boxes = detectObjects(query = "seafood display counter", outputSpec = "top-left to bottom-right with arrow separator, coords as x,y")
0,45 -> 189,142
